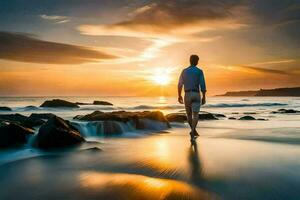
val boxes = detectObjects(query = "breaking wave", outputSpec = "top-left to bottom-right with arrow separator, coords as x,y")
205,102 -> 287,108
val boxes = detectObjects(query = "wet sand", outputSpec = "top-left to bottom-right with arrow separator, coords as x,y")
1,124 -> 300,200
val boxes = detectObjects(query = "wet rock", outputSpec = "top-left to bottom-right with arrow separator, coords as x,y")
0,122 -> 34,148
166,112 -> 218,122
93,100 -> 113,106
213,113 -> 226,118
0,113 -> 44,128
0,106 -> 12,111
272,109 -> 300,114
40,99 -> 79,108
166,113 -> 187,122
199,112 -> 218,120
74,110 -> 170,129
34,116 -> 85,149
24,106 -> 39,110
257,118 -> 268,121
228,117 -> 236,120
81,147 -> 102,152
232,112 -> 239,114
75,102 -> 90,105
243,112 -> 257,115
29,113 -> 56,120
239,116 -> 256,120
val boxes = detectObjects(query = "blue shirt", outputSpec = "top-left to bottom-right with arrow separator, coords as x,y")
178,65 -> 206,92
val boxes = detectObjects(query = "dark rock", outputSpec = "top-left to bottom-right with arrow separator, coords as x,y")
232,112 -> 239,114
213,113 -> 226,118
165,112 -> 218,122
199,112 -> 218,120
228,117 -> 236,120
243,112 -> 257,115
239,116 -> 256,120
272,109 -> 299,114
166,113 -> 187,122
0,122 -> 34,148
29,113 -> 56,120
257,118 -> 268,121
24,106 -> 39,110
75,102 -> 91,105
74,110 -> 170,129
40,99 -> 79,108
0,113 -> 44,128
0,107 -> 12,111
93,101 -> 113,106
81,147 -> 102,152
34,116 -> 85,149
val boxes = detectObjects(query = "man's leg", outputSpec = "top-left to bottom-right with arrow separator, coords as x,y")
192,111 -> 199,135
184,94 -> 193,138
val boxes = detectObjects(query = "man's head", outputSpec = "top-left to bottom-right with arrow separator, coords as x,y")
190,55 -> 199,66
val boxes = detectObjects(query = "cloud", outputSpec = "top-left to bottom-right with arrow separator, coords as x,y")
40,14 -> 70,24
0,31 -> 117,64
77,0 -> 248,60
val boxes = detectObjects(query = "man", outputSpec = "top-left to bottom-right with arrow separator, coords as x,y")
178,55 -> 206,141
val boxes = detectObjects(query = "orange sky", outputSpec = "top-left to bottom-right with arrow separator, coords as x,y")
0,0 -> 299,96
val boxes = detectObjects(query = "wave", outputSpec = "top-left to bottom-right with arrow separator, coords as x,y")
205,102 -> 287,108
130,105 -> 184,110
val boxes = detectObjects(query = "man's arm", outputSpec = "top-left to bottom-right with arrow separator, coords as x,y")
178,71 -> 184,104
200,70 -> 207,105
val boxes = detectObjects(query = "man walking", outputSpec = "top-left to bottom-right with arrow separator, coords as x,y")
178,55 -> 207,141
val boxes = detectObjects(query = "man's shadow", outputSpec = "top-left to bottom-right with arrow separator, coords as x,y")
189,140 -> 204,187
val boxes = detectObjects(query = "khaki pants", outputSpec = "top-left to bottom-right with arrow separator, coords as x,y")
184,92 -> 201,113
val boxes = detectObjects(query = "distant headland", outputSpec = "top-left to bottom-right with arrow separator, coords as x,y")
217,87 -> 300,97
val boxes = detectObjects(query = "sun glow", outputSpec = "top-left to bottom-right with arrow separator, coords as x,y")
150,68 -> 173,86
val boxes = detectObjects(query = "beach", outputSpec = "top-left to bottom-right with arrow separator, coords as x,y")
0,96 -> 300,200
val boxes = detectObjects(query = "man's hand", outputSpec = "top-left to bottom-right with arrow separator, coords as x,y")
202,97 -> 206,105
178,96 -> 183,104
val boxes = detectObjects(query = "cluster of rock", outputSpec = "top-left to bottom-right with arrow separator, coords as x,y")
40,99 -> 113,108
0,106 -> 12,111
74,110 -> 171,130
271,108 -> 300,114
165,112 -> 222,122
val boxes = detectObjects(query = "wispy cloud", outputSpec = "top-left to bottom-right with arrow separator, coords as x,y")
250,59 -> 296,66
0,32 -> 117,64
40,14 -> 70,24
77,0 -> 248,61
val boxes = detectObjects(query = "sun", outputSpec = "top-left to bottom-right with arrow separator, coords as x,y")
150,68 -> 172,86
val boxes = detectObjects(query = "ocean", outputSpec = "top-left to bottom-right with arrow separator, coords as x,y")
0,96 -> 300,199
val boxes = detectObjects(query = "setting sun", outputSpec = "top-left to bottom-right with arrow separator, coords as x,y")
150,68 -> 173,86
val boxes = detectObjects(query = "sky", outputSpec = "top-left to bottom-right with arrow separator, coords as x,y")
0,0 -> 300,96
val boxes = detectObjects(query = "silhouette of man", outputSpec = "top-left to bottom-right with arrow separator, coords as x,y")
178,55 -> 206,141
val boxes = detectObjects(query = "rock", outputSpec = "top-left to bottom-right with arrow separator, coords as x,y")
74,110 -> 170,129
166,113 -> 187,122
0,113 -> 44,128
272,109 -> 299,114
165,112 -> 218,122
93,101 -> 113,106
81,147 -> 102,152
228,117 -> 236,120
213,113 -> 226,118
0,106 -> 12,111
34,116 -> 85,149
24,106 -> 39,110
40,99 -> 79,108
243,112 -> 257,115
239,116 -> 256,120
75,102 -> 90,105
257,118 -> 268,121
29,113 -> 56,120
199,112 -> 218,120
0,122 -> 34,148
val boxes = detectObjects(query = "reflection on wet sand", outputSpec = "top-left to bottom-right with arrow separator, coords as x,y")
79,172 -> 217,200
189,141 -> 203,186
